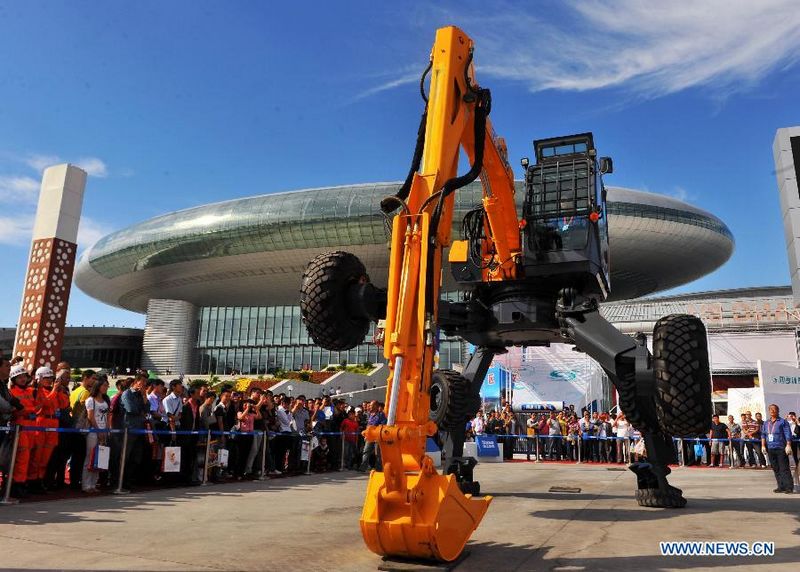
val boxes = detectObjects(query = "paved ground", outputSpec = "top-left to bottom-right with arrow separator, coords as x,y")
0,462 -> 797,571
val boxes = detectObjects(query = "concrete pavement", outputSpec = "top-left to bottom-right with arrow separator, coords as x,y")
0,462 -> 797,571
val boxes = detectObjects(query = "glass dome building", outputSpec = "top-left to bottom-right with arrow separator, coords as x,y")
75,182 -> 733,374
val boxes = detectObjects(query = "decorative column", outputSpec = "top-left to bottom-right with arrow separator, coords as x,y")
141,299 -> 199,375
13,164 -> 87,369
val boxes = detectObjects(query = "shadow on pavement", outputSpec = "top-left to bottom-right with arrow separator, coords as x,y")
0,470 -> 367,527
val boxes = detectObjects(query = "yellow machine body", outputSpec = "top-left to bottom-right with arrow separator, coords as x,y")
359,26 -> 521,561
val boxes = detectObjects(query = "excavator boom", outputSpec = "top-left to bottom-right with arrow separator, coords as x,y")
359,26 -> 520,561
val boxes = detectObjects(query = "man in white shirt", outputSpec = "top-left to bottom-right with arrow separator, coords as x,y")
162,380 -> 184,431
472,411 -> 485,435
274,396 -> 295,473
547,411 -> 562,460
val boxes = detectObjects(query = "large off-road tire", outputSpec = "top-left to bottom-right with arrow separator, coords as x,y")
635,485 -> 687,508
429,369 -> 477,431
300,251 -> 370,351
652,314 -> 712,437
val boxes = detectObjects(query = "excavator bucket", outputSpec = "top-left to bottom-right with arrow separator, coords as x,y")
360,456 -> 492,562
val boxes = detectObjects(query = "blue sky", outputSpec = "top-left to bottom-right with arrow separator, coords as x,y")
1,0 -> 799,329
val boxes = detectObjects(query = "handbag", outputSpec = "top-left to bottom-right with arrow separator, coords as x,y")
162,446 -> 181,473
693,443 -> 705,458
92,445 -> 111,471
217,447 -> 229,468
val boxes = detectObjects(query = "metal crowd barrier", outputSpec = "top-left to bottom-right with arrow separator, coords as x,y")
1,425 -> 797,505
0,425 -> 366,504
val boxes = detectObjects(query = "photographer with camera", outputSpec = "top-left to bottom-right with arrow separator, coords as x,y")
234,394 -> 260,479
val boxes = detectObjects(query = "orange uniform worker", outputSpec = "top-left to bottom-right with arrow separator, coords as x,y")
8,364 -> 38,499
31,366 -> 68,493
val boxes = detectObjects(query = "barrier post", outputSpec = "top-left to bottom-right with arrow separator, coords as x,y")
1,426 -> 21,505
728,438 -> 734,469
258,430 -> 268,480
113,428 -> 130,495
678,438 -> 684,466
340,432 -> 346,471
526,436 -> 531,461
201,430 -> 212,486
577,435 -> 582,464
534,435 -> 540,463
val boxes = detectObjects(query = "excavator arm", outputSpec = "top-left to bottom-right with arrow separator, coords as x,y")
359,25 -> 520,562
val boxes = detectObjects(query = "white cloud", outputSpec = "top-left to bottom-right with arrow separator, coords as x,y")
367,1 -> 800,100
23,153 -> 109,178
77,217 -> 112,249
0,213 -> 111,249
352,72 -> 420,102
25,154 -> 62,173
666,186 -> 694,203
0,175 -> 40,204
75,157 -> 108,178
0,214 -> 34,245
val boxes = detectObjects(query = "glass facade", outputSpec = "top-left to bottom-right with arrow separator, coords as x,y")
195,304 -> 465,375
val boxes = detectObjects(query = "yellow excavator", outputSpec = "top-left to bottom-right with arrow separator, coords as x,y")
300,25 -> 711,562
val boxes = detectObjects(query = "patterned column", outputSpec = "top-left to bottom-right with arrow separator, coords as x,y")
13,164 -> 87,370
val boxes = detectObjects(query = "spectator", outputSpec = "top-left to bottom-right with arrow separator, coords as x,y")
708,414 -> 729,467
273,395 -> 295,474
119,373 -> 149,492
31,366 -> 67,493
214,389 -> 237,475
613,412 -> 630,464
340,409 -> 360,469
199,391 -> 216,430
8,364 -> 35,498
728,414 -> 743,467
472,411 -> 485,436
525,414 -> 535,438
598,413 -> 612,463
743,411 -> 766,468
546,411 -> 561,460
107,378 -> 130,491
788,411 -> 799,466
234,395 -> 259,479
69,369 -> 96,490
566,413 -> 580,461
761,404 -> 794,493
146,379 -> 165,425
0,357 -> 16,449
179,386 -> 201,485
358,400 -> 386,472
579,411 -> 594,462
82,377 -> 110,493
243,390 -> 268,478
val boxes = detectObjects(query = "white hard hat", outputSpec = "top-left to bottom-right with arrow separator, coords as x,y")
35,366 -> 55,380
9,364 -> 28,380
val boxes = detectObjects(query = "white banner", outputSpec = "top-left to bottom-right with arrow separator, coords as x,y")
726,387 -> 765,418
496,344 -> 604,410
757,360 -> 800,416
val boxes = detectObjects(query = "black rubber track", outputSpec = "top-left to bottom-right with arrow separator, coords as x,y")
429,369 -> 472,430
652,314 -> 712,437
299,251 -> 370,352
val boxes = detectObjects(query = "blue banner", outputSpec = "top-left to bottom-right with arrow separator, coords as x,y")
476,434 -> 500,457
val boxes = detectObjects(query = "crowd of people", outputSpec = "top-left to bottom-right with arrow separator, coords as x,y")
0,355 -> 389,501
468,403 -> 798,493
2,353 -> 798,500
468,406 -> 641,463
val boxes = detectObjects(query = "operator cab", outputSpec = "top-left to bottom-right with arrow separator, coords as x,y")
521,132 -> 611,299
